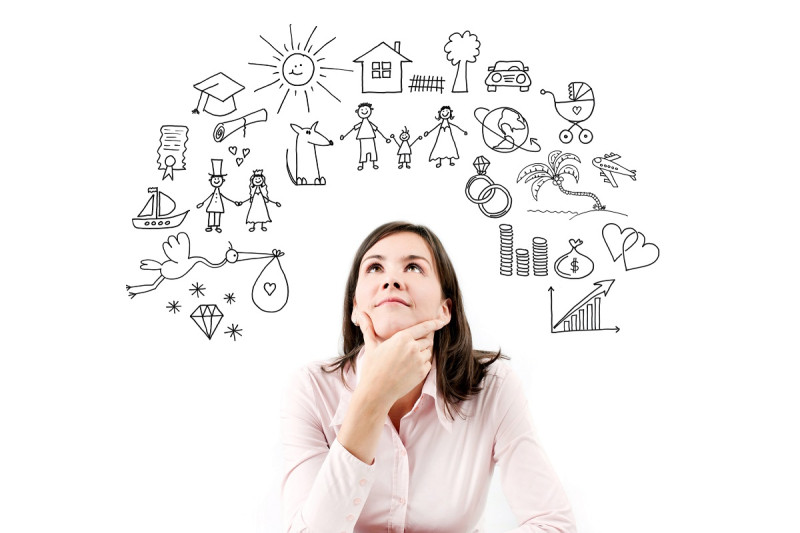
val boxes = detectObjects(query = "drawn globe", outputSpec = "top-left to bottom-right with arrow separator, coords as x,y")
474,106 -> 530,153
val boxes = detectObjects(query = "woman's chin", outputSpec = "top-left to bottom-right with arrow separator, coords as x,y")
371,318 -> 414,340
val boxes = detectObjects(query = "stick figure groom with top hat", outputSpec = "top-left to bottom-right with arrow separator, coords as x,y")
196,159 -> 239,233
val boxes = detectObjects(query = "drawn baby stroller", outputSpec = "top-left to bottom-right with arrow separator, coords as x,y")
541,82 -> 595,144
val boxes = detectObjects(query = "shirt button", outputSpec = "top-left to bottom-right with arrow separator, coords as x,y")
353,498 -> 362,505
346,514 -> 355,521
359,478 -> 367,486
398,497 -> 406,505
400,449 -> 406,456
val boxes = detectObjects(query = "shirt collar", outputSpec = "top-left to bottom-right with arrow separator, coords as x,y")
330,347 -> 453,432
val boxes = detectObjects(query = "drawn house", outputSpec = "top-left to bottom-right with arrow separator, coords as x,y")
353,41 -> 411,93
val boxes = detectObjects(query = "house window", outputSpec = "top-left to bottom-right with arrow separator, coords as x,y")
371,61 -> 392,79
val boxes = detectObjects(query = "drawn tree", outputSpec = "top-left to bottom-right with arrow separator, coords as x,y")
517,151 -> 605,210
444,31 -> 481,93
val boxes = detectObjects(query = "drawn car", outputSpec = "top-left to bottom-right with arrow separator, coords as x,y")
485,61 -> 531,92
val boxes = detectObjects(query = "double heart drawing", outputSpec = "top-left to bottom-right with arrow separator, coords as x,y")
602,223 -> 660,271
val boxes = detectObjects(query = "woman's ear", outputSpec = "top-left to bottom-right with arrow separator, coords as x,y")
351,299 -> 359,324
439,298 -> 452,325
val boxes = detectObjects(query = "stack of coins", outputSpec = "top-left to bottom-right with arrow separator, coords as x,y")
499,224 -> 514,276
515,248 -> 530,276
532,237 -> 549,276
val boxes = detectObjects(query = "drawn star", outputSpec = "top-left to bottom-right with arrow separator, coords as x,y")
190,283 -> 206,298
166,300 -> 181,313
225,324 -> 243,341
224,293 -> 236,304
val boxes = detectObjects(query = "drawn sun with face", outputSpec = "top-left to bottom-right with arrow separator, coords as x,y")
250,25 -> 352,113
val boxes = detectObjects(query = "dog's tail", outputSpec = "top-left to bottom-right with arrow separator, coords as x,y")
285,148 -> 297,185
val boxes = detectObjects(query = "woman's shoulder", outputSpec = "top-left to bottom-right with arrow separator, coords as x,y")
290,357 -> 355,392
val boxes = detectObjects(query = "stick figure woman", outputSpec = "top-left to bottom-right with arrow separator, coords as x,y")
236,169 -> 281,232
423,106 -> 467,168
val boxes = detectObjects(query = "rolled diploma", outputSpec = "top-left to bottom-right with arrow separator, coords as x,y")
213,109 -> 268,142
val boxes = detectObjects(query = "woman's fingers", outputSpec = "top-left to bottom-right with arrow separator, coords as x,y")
357,311 -> 378,349
404,318 -> 448,341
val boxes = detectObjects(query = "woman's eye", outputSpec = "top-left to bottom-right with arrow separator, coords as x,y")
366,263 -> 382,273
406,263 -> 423,273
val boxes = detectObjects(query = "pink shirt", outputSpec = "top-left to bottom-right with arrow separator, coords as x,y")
281,353 -> 576,532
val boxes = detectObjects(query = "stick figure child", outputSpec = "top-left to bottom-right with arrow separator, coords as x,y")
423,105 -> 467,168
340,103 -> 391,171
236,169 -> 281,232
195,159 -> 240,233
390,127 -> 423,169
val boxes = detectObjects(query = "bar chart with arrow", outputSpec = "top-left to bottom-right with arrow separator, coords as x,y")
550,279 -> 620,334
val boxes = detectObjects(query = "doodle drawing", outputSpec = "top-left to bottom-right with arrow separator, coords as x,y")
465,156 -> 512,219
225,324 -> 243,341
192,73 -> 244,116
196,159 -> 241,233
532,237 -> 549,276
131,187 -> 188,229
213,109 -> 268,142
592,153 -> 636,187
550,280 -> 619,333
340,103 -> 391,171
251,249 -> 290,313
157,126 -> 188,180
518,151 -> 606,211
250,25 -> 353,113
499,224 -> 514,276
474,107 -> 541,153
408,75 -> 445,93
485,60 -> 531,92
286,121 -> 334,185
602,223 -> 660,271
229,146 -> 252,167
126,232 -> 285,299
444,31 -> 480,93
390,128 -> 423,169
515,249 -> 530,276
166,301 -> 181,314
354,41 -> 411,93
541,82 -> 595,144
554,239 -> 595,280
423,106 -> 467,168
191,304 -> 224,340
237,169 -> 281,232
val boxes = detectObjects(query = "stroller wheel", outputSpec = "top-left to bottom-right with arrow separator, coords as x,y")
579,129 -> 593,144
559,129 -> 573,143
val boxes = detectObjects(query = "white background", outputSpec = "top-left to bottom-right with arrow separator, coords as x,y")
2,1 -> 798,532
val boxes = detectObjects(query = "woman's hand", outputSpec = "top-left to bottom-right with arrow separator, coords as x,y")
355,311 -> 446,407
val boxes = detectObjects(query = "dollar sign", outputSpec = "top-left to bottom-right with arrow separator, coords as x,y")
571,258 -> 579,273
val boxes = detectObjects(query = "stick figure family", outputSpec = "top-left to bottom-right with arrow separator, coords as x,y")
195,159 -> 281,233
339,103 -> 467,171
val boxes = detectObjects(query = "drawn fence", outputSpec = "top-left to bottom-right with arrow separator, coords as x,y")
409,75 -> 445,93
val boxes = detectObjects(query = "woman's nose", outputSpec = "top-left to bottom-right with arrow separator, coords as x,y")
382,280 -> 401,290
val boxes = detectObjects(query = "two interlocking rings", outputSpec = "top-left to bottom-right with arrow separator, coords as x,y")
465,174 -> 512,218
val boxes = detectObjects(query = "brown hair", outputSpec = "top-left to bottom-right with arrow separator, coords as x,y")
323,221 -> 506,420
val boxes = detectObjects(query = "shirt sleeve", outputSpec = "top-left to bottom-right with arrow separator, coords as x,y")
491,367 -> 578,533
281,367 -> 377,532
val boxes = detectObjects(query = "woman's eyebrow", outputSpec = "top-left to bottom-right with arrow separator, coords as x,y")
360,254 -> 385,265
403,254 -> 432,266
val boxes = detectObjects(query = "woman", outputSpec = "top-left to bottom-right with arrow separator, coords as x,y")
423,105 -> 467,168
241,169 -> 279,232
281,222 -> 576,532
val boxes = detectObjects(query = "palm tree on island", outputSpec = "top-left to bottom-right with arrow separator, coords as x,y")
517,150 -> 605,210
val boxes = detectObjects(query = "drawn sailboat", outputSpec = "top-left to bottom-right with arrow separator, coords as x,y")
132,187 -> 188,229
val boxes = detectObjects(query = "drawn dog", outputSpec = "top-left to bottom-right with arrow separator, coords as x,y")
286,121 -> 333,185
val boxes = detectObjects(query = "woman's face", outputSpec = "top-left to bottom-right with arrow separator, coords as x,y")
353,232 -> 451,340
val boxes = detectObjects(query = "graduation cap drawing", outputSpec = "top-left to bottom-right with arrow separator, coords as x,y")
192,72 -> 245,117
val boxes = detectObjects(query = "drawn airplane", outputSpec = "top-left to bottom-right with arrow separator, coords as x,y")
591,153 -> 636,187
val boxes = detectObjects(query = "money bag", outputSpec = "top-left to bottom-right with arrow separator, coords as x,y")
252,250 -> 289,312
554,239 -> 594,280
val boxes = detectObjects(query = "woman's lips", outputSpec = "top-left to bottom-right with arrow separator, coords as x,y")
376,298 -> 409,307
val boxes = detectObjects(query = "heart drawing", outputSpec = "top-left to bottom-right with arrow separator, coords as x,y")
236,157 -> 244,166
572,106 -> 582,115
228,146 -> 237,155
602,223 -> 660,271
264,282 -> 276,296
